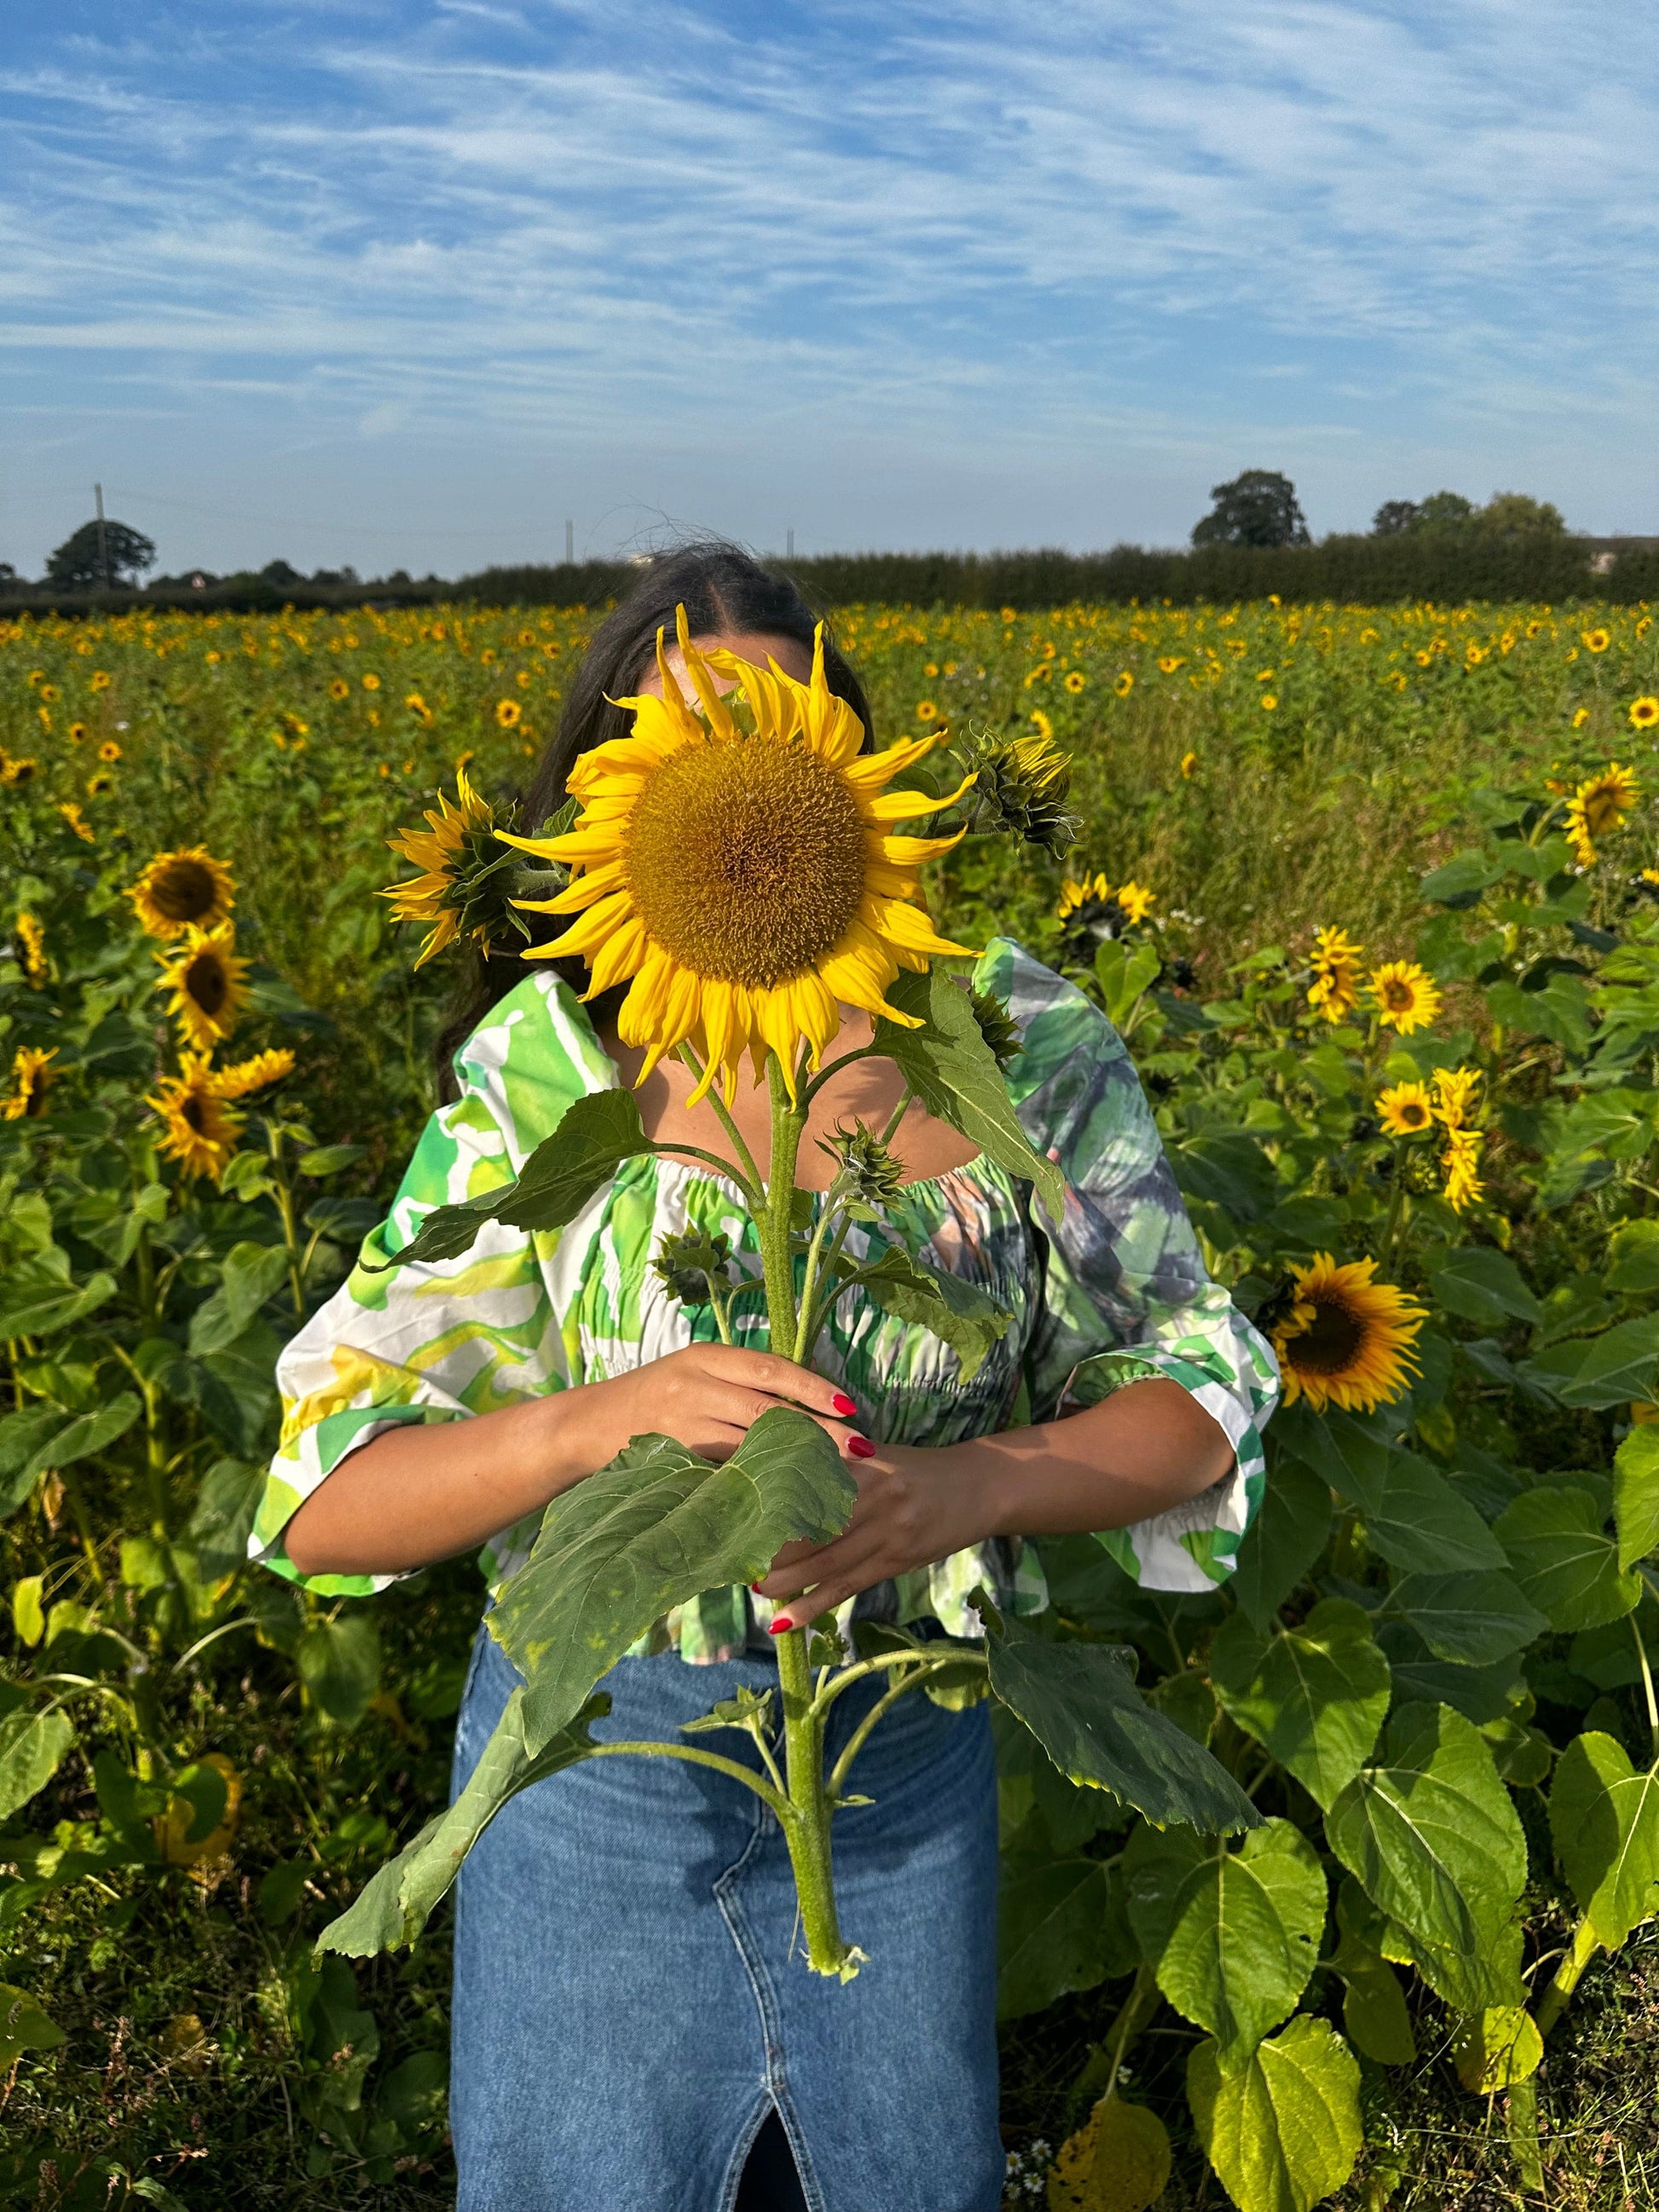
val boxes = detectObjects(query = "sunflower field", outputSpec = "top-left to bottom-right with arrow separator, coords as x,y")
6,594 -> 1659,2211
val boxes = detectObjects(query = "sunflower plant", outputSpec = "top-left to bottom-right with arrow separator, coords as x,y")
327,613 -> 1258,1982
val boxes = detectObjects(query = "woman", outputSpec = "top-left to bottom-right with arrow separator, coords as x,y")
252,543 -> 1278,2212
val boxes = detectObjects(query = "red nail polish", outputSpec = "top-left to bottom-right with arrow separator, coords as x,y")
749,1581 -> 764,1592
768,1619 -> 792,1636
831,1393 -> 858,1417
847,1435 -> 876,1459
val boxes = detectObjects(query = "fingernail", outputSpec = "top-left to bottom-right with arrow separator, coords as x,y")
847,1435 -> 876,1459
769,1619 -> 793,1636
831,1393 -> 858,1417
749,1581 -> 764,1592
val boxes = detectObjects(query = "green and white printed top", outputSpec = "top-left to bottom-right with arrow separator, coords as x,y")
251,940 -> 1278,1657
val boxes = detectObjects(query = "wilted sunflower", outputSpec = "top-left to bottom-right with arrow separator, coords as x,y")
1,1046 -> 56,1121
128,846 -> 235,940
145,1056 -> 245,1181
1271,1253 -> 1426,1414
1564,762 -> 1639,866
1376,1080 -> 1434,1136
1307,926 -> 1364,1023
502,609 -> 977,1100
213,1047 -> 295,1099
1367,960 -> 1442,1035
14,912 -> 47,989
156,922 -> 251,1050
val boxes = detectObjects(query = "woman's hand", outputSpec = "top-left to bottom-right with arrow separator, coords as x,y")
753,1441 -> 997,1631
560,1344 -> 869,1472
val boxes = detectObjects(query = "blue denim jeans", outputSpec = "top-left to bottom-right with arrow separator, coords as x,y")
448,1625 -> 1003,2212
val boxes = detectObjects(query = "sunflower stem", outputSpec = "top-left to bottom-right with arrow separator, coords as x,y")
759,1050 -> 856,1980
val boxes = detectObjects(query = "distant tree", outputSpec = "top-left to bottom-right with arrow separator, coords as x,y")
1409,491 -> 1477,536
260,559 -> 305,589
1472,492 -> 1567,537
1372,500 -> 1420,535
44,518 -> 157,592
1191,471 -> 1310,549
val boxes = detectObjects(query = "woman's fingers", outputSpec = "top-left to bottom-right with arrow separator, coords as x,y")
693,1345 -> 858,1423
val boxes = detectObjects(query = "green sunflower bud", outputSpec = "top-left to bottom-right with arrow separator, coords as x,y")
651,1227 -> 736,1308
949,725 -> 1081,859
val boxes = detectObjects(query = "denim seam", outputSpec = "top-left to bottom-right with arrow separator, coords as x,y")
712,1803 -> 827,2212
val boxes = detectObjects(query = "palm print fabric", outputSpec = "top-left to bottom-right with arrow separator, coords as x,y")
251,940 -> 1278,1655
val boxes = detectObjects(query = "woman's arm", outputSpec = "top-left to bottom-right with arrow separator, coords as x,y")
281,1345 -> 864,1579
752,1377 -> 1232,1630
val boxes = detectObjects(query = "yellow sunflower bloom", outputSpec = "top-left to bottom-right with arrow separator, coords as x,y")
1583,627 -> 1611,654
57,801 -> 95,845
2,1046 -> 57,1121
916,701 -> 939,723
1307,926 -> 1365,1023
146,1056 -> 245,1181
1442,1125 -> 1485,1213
99,740 -> 122,764
212,1047 -> 296,1099
496,699 -> 523,728
1630,696 -> 1659,731
155,922 -> 251,1051
14,912 -> 48,989
1564,761 -> 1639,864
1,754 -> 38,787
1431,1065 -> 1482,1129
1367,960 -> 1442,1035
86,770 -> 115,799
329,678 -> 350,701
1056,872 -> 1110,921
1377,1080 -> 1434,1136
90,670 -> 111,691
128,846 -> 236,941
1113,672 -> 1134,697
1179,751 -> 1198,779
1271,1252 -> 1425,1414
1116,881 -> 1156,925
1063,671 -> 1086,695
500,609 -> 977,1101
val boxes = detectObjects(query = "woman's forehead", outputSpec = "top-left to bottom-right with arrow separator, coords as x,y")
635,629 -> 812,705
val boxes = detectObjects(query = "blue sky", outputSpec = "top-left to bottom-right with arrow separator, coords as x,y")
3,0 -> 1655,575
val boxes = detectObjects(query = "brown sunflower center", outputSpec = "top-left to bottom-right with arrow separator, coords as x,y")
1396,1100 -> 1430,1129
1379,976 -> 1415,1012
182,1094 -> 207,1135
622,739 -> 868,987
184,950 -> 229,1017
151,859 -> 220,924
1286,1295 -> 1367,1377
1584,792 -> 1626,836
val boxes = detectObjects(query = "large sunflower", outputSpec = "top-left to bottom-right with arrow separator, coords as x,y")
145,1056 -> 244,1181
2,1046 -> 57,1121
1271,1252 -> 1426,1414
129,846 -> 236,940
502,610 -> 977,1100
156,922 -> 250,1050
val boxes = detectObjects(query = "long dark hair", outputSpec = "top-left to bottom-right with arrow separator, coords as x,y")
433,539 -> 876,1096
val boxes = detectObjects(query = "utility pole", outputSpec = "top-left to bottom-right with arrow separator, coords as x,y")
95,483 -> 110,594
787,528 -> 795,561
565,519 -> 574,566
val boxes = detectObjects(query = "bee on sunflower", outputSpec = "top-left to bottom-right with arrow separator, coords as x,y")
1,1046 -> 57,1121
155,922 -> 251,1051
1269,1253 -> 1426,1414
128,846 -> 235,941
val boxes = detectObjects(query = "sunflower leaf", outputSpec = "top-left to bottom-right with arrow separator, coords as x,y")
981,1606 -> 1260,1834
872,969 -> 1066,1223
316,1688 -> 608,1956
378,1090 -> 653,1268
489,1406 -> 855,1758
843,1247 -> 1012,1382
1187,2017 -> 1363,2212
